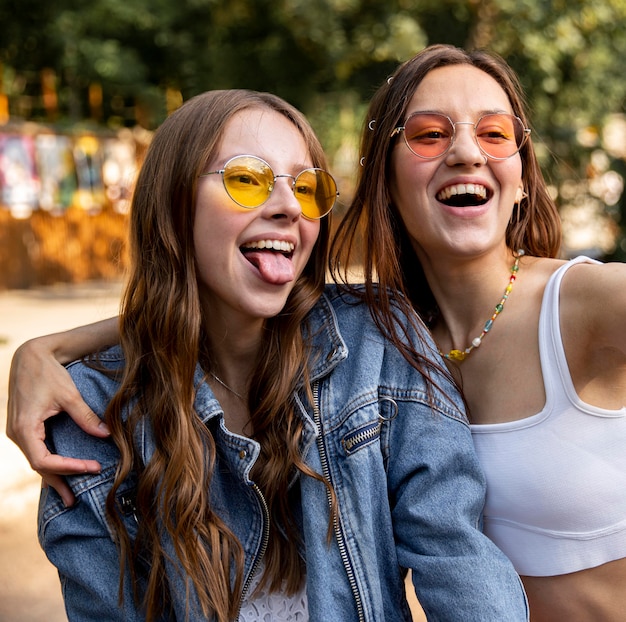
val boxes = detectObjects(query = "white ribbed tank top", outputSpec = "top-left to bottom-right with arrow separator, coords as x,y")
471,257 -> 626,576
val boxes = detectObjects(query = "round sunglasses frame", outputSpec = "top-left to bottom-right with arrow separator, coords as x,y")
200,154 -> 338,220
391,112 -> 531,161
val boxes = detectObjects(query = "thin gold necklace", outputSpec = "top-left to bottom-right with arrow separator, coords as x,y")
210,372 -> 245,401
439,250 -> 524,363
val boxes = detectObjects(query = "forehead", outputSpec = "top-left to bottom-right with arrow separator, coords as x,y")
222,108 -> 304,149
213,107 -> 312,171
406,64 -> 513,117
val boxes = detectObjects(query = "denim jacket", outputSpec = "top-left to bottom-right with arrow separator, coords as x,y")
39,285 -> 528,621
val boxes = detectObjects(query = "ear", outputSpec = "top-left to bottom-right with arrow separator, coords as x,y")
515,186 -> 525,204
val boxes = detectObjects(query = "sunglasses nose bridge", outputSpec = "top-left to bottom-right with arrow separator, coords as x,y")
271,173 -> 298,196
262,170 -> 294,198
451,120 -> 478,146
264,173 -> 304,218
447,120 -> 486,160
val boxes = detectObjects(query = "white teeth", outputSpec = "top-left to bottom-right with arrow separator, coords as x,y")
242,239 -> 295,252
437,183 -> 487,201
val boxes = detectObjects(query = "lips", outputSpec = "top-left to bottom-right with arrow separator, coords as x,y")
437,183 -> 489,207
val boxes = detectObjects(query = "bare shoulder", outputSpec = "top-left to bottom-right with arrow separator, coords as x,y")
560,258 -> 626,349
562,257 -> 625,281
560,258 -> 626,304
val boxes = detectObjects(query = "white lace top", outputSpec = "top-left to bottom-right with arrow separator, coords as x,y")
238,561 -> 308,621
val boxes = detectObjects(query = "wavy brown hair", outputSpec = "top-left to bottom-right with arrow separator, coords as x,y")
103,90 -> 333,621
331,43 -> 561,324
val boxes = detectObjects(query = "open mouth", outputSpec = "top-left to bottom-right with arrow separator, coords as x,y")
240,239 -> 295,261
437,183 -> 489,207
240,239 -> 296,285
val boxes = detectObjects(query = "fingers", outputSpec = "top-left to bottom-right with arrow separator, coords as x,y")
26,439 -> 103,478
12,431 -> 102,508
43,474 -> 77,508
38,452 -> 103,508
60,390 -> 110,438
6,337 -> 110,481
7,339 -> 110,449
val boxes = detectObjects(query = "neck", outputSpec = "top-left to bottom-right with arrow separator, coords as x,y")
423,249 -> 523,362
203,315 -> 263,407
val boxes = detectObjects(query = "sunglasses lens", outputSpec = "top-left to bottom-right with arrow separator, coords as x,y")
403,113 -> 453,158
219,155 -> 336,218
222,156 -> 273,208
400,113 -> 527,160
294,169 -> 337,219
476,114 -> 525,159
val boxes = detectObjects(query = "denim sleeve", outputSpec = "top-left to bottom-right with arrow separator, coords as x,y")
37,398 -> 145,621
386,394 -> 529,621
38,476 -> 144,621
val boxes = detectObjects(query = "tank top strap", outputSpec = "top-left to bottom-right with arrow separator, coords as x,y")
538,256 -> 600,406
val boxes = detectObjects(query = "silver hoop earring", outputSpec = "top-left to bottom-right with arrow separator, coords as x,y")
359,156 -> 365,167
368,119 -> 376,131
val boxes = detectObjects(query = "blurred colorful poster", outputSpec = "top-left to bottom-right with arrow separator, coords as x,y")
73,134 -> 105,212
103,130 -> 137,214
35,133 -> 77,214
0,133 -> 40,219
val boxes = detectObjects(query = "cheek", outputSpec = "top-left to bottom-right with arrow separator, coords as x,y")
192,202 -> 239,274
390,151 -> 432,204
390,162 -> 431,228
300,220 -> 321,263
495,157 -> 523,190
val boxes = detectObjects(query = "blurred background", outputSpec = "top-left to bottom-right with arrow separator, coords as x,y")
0,0 -> 625,289
0,0 -> 625,619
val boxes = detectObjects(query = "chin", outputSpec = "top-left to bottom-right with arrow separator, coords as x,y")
248,298 -> 292,320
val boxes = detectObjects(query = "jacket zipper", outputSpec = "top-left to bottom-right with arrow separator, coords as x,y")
342,421 -> 382,453
235,482 -> 270,619
312,381 -> 366,622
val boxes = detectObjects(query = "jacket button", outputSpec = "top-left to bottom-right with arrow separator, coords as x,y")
239,449 -> 247,459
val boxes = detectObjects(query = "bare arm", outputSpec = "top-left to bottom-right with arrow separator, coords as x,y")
561,260 -> 626,409
562,260 -> 626,353
6,317 -> 119,506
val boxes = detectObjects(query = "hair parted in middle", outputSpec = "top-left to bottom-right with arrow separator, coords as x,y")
102,90 -> 334,622
331,43 -> 561,324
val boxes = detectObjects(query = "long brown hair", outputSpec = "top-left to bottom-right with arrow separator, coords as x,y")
331,43 -> 561,323
103,90 -> 332,621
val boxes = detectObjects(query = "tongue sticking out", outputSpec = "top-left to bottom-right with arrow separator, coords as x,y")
243,250 -> 295,285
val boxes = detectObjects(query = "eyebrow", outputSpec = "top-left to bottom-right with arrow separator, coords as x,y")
404,108 -> 513,118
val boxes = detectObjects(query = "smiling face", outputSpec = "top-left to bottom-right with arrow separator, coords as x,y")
390,64 -> 524,262
193,107 -> 321,328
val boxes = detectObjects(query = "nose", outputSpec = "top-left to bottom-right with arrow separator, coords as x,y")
445,122 -> 486,166
263,175 -> 302,221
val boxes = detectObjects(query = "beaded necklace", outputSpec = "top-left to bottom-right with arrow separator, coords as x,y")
439,250 -> 524,363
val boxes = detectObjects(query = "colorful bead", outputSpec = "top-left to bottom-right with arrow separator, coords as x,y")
446,349 -> 467,362
438,250 -> 524,363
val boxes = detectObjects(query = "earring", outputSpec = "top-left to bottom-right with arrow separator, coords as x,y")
512,188 -> 528,224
